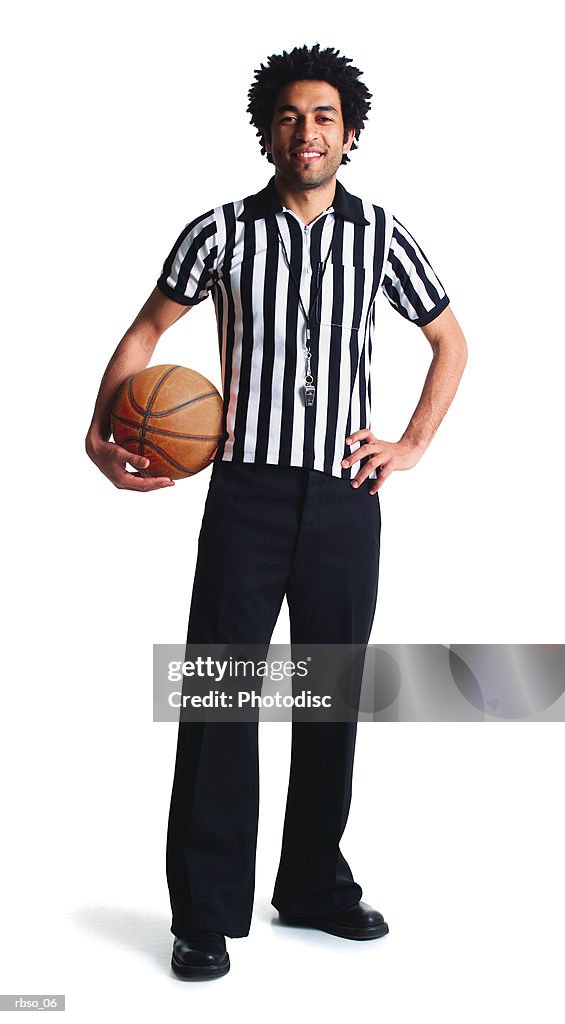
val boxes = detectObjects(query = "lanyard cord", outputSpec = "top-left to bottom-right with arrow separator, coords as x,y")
275,215 -> 338,347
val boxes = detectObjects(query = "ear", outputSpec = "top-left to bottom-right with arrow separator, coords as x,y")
342,127 -> 355,153
263,130 -> 272,155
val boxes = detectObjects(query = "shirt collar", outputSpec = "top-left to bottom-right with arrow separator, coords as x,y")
237,175 -> 369,226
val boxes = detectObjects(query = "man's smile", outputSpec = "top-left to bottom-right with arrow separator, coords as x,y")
291,149 -> 325,163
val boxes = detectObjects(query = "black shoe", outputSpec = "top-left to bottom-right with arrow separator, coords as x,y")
278,901 -> 389,941
171,932 -> 230,980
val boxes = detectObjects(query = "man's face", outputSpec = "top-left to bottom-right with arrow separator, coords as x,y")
265,79 -> 355,190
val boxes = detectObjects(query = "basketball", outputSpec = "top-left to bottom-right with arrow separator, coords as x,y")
111,364 -> 223,479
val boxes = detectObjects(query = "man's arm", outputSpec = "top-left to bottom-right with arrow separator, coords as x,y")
85,286 -> 194,491
341,305 -> 468,494
399,304 -> 468,459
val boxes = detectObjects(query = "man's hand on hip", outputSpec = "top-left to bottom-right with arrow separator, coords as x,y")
341,429 -> 423,495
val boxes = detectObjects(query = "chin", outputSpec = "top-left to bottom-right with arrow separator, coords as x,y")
289,168 -> 333,190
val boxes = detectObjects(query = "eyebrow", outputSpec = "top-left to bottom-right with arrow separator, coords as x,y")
276,104 -> 338,114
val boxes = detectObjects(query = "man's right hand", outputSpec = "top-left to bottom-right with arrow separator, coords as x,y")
86,436 -> 175,491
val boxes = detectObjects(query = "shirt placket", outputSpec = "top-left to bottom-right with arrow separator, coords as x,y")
299,221 -> 313,325
298,223 -> 312,397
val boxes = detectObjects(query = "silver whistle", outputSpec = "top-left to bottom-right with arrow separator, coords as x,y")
304,342 -> 315,407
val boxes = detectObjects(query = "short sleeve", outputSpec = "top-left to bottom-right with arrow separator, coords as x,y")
156,210 -> 218,305
381,216 -> 450,326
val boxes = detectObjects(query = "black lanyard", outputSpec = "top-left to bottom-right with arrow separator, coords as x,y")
276,214 -> 337,407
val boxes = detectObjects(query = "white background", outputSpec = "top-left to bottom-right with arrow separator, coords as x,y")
2,0 -> 563,1020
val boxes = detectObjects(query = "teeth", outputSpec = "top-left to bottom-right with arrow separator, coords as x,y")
296,152 -> 322,158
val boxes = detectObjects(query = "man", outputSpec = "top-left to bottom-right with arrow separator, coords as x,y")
85,43 -> 467,980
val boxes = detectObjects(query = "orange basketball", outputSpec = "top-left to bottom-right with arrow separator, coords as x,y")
111,364 -> 223,479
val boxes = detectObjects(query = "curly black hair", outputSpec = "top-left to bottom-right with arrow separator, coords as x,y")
247,43 -> 372,166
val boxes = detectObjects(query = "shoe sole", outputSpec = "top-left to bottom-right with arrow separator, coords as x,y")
279,915 -> 389,941
171,954 -> 230,980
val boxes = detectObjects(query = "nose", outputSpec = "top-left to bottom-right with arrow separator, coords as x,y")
295,115 -> 319,143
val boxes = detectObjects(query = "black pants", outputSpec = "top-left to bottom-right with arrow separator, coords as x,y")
166,461 -> 381,938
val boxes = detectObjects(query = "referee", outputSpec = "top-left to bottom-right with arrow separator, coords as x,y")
86,44 -> 467,980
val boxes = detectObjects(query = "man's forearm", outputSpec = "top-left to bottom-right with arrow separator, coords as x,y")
85,325 -> 160,451
400,331 -> 468,456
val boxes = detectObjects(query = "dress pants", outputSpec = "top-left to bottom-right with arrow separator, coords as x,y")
166,460 -> 381,938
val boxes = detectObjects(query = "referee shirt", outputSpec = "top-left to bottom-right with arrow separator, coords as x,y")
156,176 -> 450,481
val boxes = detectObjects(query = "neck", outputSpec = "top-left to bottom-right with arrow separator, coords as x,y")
273,173 -> 337,225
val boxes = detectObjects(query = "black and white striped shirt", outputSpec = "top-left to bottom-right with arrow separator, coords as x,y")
156,176 -> 449,480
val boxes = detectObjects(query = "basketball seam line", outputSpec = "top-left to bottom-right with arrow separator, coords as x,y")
119,436 -> 196,475
140,366 -> 179,456
111,412 -> 222,442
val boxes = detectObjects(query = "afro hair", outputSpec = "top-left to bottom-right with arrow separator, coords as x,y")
247,43 -> 372,165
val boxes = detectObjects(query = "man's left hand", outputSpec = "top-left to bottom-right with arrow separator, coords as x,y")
341,430 -> 423,494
